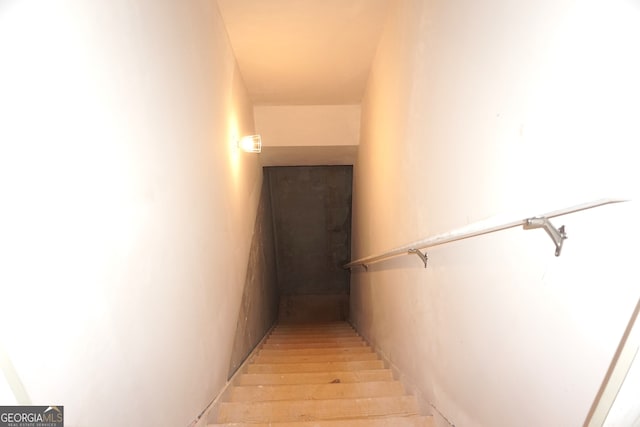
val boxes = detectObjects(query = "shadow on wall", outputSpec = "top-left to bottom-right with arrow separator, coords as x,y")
227,172 -> 280,378
227,165 -> 354,374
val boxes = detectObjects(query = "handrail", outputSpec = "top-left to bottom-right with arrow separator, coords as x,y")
345,198 -> 627,270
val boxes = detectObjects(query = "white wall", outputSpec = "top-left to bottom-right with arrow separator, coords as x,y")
0,1 -> 261,426
255,105 -> 360,166
350,0 -> 640,426
255,105 -> 361,147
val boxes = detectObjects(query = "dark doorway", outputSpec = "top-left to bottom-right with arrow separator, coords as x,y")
266,166 -> 353,322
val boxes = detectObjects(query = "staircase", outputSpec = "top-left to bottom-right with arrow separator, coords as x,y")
210,322 -> 433,427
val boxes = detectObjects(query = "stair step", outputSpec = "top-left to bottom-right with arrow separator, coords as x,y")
262,341 -> 367,349
269,330 -> 359,336
252,353 -> 379,364
275,322 -> 353,329
236,369 -> 394,385
266,337 -> 363,345
209,415 -> 434,427
269,330 -> 360,338
271,326 -> 356,332
217,395 -> 420,423
229,381 -> 405,402
267,334 -> 360,341
271,330 -> 356,335
258,347 -> 373,357
248,360 -> 384,374
270,331 -> 356,337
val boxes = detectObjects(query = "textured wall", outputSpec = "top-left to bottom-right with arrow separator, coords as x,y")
228,173 -> 280,377
268,166 -> 352,296
267,166 -> 353,322
278,294 -> 350,323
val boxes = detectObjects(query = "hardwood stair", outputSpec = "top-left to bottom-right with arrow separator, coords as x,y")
210,322 -> 433,427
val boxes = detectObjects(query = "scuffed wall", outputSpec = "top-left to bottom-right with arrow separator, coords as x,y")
228,173 -> 280,377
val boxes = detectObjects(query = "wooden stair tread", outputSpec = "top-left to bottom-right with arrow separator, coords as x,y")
236,369 -> 394,385
275,323 -> 354,329
270,332 -> 357,337
265,335 -> 364,344
271,330 -> 356,335
229,381 -> 405,401
253,353 -> 379,364
270,330 -> 359,336
272,328 -> 355,334
218,396 -> 420,423
258,347 -> 373,356
262,342 -> 367,349
209,415 -> 434,427
247,360 -> 384,374
266,336 -> 361,342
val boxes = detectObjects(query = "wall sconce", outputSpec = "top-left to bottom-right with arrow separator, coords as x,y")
238,135 -> 262,153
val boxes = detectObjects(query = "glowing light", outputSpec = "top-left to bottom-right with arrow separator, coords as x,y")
238,135 -> 262,153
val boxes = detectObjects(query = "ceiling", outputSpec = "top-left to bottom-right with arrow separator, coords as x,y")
216,0 -> 391,105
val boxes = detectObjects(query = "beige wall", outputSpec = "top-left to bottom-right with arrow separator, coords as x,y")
255,105 -> 360,147
0,1 -> 261,426
255,105 -> 360,166
350,0 -> 640,426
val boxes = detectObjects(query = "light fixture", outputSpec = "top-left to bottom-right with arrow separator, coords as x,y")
238,134 -> 262,153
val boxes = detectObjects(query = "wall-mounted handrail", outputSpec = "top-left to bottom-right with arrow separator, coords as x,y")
345,198 -> 627,270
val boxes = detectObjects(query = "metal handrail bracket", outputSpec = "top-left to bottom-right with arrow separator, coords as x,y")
522,216 -> 567,256
408,249 -> 428,268
345,198 -> 627,270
